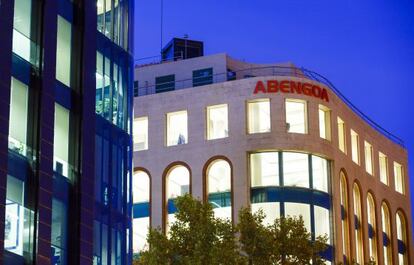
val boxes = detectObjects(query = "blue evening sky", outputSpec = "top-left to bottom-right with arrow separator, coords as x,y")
134,0 -> 414,219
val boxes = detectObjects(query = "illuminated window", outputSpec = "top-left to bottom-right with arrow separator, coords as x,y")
379,152 -> 389,185
353,183 -> 364,264
351,130 -> 359,164
166,111 -> 188,146
337,117 -> 346,154
367,193 -> 377,263
285,202 -> 311,232
251,202 -> 280,226
312,155 -> 329,193
283,152 -> 309,188
382,202 -> 392,265
207,104 -> 228,140
133,117 -> 148,151
396,211 -> 408,265
8,78 -> 29,157
394,162 -> 404,194
285,99 -> 307,134
340,173 -> 350,262
166,165 -> 190,231
54,104 -> 70,179
56,16 -> 72,87
247,99 -> 271,134
12,0 -> 35,64
364,141 -> 374,175
250,152 -> 279,187
319,105 -> 331,140
133,171 -> 150,253
206,159 -> 232,220
314,205 -> 331,242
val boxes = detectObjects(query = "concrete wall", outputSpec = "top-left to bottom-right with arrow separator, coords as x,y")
133,75 -> 412,265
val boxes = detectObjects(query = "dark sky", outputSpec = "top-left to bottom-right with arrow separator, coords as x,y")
134,0 -> 414,219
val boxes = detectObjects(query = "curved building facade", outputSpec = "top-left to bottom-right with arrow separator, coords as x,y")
132,53 -> 412,264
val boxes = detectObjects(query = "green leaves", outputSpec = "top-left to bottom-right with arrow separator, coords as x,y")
135,195 -> 329,265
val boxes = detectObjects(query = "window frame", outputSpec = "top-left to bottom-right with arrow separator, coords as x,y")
318,104 -> 331,141
166,110 -> 188,147
247,98 -> 271,134
206,104 -> 229,140
285,99 -> 308,134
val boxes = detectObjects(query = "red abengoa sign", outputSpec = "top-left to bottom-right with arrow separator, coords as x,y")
254,80 -> 329,102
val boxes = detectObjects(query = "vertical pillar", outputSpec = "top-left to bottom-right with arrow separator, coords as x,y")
76,1 -> 96,264
0,1 -> 15,265
36,0 -> 58,264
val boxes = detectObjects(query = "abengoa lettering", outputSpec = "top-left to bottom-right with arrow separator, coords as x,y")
254,80 -> 329,102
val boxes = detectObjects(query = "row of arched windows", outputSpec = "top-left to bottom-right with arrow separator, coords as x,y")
132,158 -> 233,253
340,171 -> 409,264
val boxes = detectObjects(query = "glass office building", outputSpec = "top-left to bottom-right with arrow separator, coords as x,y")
0,0 -> 134,264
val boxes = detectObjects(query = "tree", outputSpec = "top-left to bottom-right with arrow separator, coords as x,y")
136,195 -> 329,265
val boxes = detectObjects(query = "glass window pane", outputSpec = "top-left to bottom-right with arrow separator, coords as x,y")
250,152 -> 279,187
286,100 -> 307,134
337,117 -> 346,153
319,105 -> 331,140
353,184 -> 364,263
364,141 -> 373,175
133,217 -> 149,253
248,100 -> 271,134
56,16 -> 72,87
97,0 -> 104,33
51,199 -> 68,265
283,152 -> 309,188
133,171 -> 150,204
394,162 -> 404,194
284,203 -> 311,232
367,194 -> 377,262
13,0 -> 34,63
351,130 -> 359,164
379,152 -> 388,185
133,117 -> 148,151
167,166 -> 190,199
54,104 -> 70,179
9,78 -> 29,156
312,156 -> 329,192
207,104 -> 228,140
314,206 -> 331,243
251,202 -> 280,226
207,160 -> 231,220
167,111 -> 188,146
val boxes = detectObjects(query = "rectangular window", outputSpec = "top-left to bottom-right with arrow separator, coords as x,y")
285,99 -> 307,134
9,78 -> 29,156
318,105 -> 331,140
364,141 -> 373,175
133,80 -> 139,97
56,16 -> 72,87
54,104 -> 70,179
337,117 -> 346,154
283,152 -> 309,188
379,152 -> 388,185
284,203 -> 311,232
394,162 -> 404,194
207,104 -> 228,140
312,156 -> 329,193
247,99 -> 271,134
351,130 -> 360,164
133,117 -> 148,151
193,68 -> 213,87
250,152 -> 279,187
166,111 -> 188,146
155,75 -> 175,93
13,0 -> 35,64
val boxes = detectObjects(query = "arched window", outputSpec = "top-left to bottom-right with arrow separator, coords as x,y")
367,193 -> 377,262
206,159 -> 232,220
381,202 -> 392,265
340,172 -> 350,262
165,165 -> 190,232
396,211 -> 408,265
353,183 -> 364,264
132,170 -> 150,253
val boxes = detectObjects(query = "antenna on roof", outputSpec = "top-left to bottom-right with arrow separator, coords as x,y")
160,0 -> 164,55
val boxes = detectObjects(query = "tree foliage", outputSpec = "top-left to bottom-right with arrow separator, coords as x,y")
135,194 -> 329,265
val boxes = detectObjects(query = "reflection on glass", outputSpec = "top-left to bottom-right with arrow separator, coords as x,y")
167,111 -> 188,146
207,104 -> 228,140
286,100 -> 307,134
9,78 -> 29,157
284,202 -> 311,232
250,152 -> 279,187
56,16 -> 72,87
248,99 -> 271,134
314,205 -> 330,243
51,199 -> 67,265
283,152 -> 309,188
207,160 -> 231,220
312,155 -> 328,192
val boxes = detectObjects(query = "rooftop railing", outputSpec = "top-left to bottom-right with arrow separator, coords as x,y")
135,65 -> 405,147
